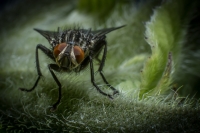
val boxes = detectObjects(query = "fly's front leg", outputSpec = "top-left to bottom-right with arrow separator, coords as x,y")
19,44 -> 54,92
48,64 -> 62,112
98,42 -> 119,96
89,56 -> 113,99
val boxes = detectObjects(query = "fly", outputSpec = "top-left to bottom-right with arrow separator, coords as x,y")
19,25 -> 125,111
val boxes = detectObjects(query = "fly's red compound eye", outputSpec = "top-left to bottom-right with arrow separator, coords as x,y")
53,43 -> 67,58
73,46 -> 84,64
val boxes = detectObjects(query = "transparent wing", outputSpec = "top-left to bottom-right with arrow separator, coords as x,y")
34,28 -> 58,41
92,25 -> 125,37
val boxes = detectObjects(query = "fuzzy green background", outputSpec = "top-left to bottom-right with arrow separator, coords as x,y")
0,0 -> 200,132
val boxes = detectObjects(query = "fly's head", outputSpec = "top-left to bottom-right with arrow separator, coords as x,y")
53,42 -> 85,69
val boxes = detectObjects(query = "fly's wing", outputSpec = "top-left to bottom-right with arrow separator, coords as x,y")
34,28 -> 57,40
92,25 -> 125,38
79,25 -> 125,39
34,28 -> 59,46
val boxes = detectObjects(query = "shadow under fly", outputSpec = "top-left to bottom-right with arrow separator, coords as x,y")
19,25 -> 125,111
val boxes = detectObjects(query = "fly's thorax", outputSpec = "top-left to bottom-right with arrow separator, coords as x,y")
53,43 -> 85,70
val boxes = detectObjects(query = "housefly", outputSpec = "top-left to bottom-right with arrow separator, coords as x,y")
19,25 -> 125,111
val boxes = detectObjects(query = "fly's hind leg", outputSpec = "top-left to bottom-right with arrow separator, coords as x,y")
89,56 -> 114,99
97,43 -> 119,96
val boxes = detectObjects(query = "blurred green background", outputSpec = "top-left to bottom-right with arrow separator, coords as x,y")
0,0 -> 200,132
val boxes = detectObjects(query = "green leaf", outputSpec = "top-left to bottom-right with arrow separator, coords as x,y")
139,0 -> 194,98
